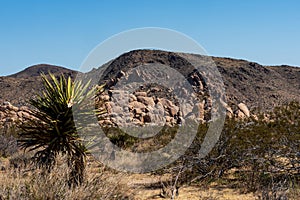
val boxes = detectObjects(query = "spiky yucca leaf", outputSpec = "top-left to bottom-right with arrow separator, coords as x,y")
18,73 -> 104,186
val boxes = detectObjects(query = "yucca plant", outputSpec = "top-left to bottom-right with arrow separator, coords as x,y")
18,73 -> 104,186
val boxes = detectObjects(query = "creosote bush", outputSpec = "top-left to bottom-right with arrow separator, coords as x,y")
155,101 -> 300,199
0,134 -> 18,158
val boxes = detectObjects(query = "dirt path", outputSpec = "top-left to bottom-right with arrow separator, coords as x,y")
126,173 -> 258,200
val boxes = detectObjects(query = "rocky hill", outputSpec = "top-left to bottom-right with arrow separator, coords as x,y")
0,50 -> 299,125
94,50 -> 300,111
80,49 -> 299,126
213,57 -> 300,110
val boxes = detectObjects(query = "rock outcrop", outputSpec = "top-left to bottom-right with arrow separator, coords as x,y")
98,89 -> 183,127
0,102 -> 33,132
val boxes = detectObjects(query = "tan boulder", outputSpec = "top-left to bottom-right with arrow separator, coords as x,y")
224,104 -> 234,118
220,99 -> 234,117
129,94 -> 137,101
19,106 -> 29,111
0,111 -> 5,118
237,110 -> 246,119
17,111 -> 23,118
158,98 -> 174,108
7,104 -> 19,112
8,114 -> 18,122
194,102 -> 205,120
129,101 -> 146,110
226,106 -> 234,115
252,114 -> 258,121
133,108 -> 143,115
165,116 -> 172,123
168,105 -> 179,117
137,96 -> 155,107
134,91 -> 147,97
100,94 -> 110,101
20,111 -> 32,119
104,102 -> 112,113
238,103 -> 250,117
101,119 -> 113,126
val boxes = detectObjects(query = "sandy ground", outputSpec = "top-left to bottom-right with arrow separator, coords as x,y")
126,173 -> 258,200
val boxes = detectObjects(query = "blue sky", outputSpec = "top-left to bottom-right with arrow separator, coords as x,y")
0,0 -> 300,75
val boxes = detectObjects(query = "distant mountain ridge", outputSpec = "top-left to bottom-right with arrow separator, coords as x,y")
8,64 -> 76,78
0,64 -> 78,106
0,50 -> 299,111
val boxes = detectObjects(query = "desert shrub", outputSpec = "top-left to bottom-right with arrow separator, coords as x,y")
102,127 -> 138,148
102,124 -> 179,153
157,101 -> 300,199
0,122 -> 19,137
0,134 -> 18,158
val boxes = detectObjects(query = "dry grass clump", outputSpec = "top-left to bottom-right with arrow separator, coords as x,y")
0,156 -> 132,200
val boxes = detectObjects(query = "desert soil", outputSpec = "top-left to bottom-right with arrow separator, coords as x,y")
126,173 -> 257,200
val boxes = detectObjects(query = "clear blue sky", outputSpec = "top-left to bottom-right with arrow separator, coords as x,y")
1,0 -> 300,75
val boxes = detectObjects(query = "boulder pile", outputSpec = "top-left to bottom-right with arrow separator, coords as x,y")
0,99 -> 253,130
0,102 -> 32,126
98,89 -> 183,127
97,89 -> 253,127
